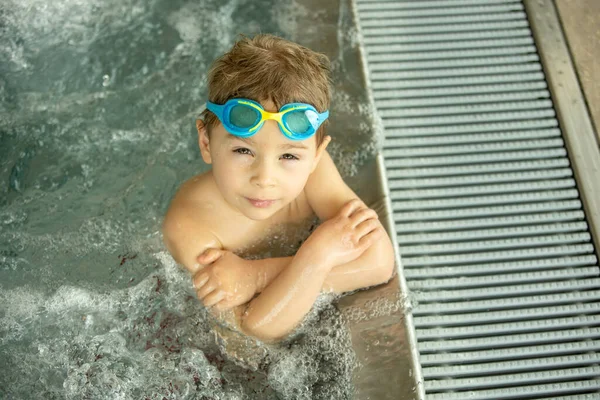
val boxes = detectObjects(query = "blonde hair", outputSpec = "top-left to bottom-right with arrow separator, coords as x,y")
201,33 -> 332,146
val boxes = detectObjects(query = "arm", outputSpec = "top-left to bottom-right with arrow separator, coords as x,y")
237,199 -> 382,341
239,247 -> 332,341
194,199 -> 383,341
222,150 -> 395,296
323,228 -> 394,293
242,226 -> 394,295
303,150 -> 396,292
193,231 -> 393,322
162,178 -> 224,275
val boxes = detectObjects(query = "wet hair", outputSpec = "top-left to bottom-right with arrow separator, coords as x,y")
200,33 -> 332,146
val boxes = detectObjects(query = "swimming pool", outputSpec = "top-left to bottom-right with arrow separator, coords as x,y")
0,0 -> 418,398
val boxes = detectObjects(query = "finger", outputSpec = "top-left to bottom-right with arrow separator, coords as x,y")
340,198 -> 366,218
354,218 -> 380,238
357,226 -> 383,249
197,248 -> 223,265
197,248 -> 222,264
212,299 -> 232,312
350,208 -> 378,227
192,272 -> 209,290
203,290 -> 226,307
196,281 -> 217,299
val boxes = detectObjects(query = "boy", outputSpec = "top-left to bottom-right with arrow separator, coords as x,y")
162,34 -> 394,342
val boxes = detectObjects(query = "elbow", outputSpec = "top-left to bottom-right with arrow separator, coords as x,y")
377,257 -> 395,285
239,305 -> 294,344
374,236 -> 396,285
161,226 -> 180,265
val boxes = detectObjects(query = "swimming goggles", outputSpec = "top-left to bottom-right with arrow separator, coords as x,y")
206,98 -> 329,141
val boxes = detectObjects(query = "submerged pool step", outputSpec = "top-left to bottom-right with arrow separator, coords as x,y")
356,0 -> 600,398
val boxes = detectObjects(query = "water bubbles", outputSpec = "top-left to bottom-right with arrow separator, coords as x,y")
0,210 -> 27,226
1,0 -> 386,397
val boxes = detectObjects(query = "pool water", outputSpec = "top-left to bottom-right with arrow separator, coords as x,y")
0,0 -> 381,398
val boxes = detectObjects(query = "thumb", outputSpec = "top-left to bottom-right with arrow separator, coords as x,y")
197,248 -> 224,264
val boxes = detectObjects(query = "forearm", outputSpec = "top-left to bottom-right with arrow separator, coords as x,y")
248,256 -> 292,293
240,250 -> 331,342
249,233 -> 395,296
323,233 -> 395,293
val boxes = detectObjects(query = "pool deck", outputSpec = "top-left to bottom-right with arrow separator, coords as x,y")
555,0 -> 600,145
526,0 -> 600,253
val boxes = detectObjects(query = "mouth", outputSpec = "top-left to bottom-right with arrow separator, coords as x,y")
246,197 -> 277,208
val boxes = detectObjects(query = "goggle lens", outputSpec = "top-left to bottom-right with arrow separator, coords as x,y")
283,109 -> 317,135
230,104 -> 260,128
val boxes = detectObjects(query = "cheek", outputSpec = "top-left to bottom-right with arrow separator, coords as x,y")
212,158 -> 244,191
281,162 -> 312,194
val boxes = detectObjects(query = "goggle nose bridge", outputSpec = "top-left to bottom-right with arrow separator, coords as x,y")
258,109 -> 285,124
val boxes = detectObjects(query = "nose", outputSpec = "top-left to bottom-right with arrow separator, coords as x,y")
250,157 -> 277,188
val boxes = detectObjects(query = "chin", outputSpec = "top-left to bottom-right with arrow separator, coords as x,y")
242,201 -> 287,221
243,210 -> 276,221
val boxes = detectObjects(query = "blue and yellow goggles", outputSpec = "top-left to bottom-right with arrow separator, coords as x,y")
206,98 -> 329,141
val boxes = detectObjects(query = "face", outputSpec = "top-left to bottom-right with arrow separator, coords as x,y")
197,99 -> 331,221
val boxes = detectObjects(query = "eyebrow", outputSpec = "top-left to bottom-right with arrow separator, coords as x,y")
227,135 -> 309,150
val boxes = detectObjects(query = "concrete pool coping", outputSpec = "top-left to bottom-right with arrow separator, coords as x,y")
525,0 -> 600,256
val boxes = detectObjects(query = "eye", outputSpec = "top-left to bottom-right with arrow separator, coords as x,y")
234,148 -> 252,155
281,153 -> 299,161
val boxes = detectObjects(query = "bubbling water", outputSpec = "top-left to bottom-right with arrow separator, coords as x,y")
1,237 -> 359,400
1,0 -> 384,397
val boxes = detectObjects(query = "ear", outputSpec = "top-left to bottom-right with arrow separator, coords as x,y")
197,119 -> 212,164
310,135 -> 331,173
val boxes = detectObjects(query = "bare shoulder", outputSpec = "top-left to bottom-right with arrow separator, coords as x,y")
162,171 -> 227,273
166,171 -> 219,213
304,150 -> 361,221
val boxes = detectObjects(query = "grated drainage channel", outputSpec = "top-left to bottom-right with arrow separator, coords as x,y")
354,0 -> 600,399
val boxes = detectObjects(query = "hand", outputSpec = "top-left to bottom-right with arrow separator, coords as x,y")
192,249 -> 258,311
299,199 -> 382,269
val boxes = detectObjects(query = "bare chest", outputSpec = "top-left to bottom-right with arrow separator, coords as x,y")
219,192 -> 319,259
216,193 -> 318,259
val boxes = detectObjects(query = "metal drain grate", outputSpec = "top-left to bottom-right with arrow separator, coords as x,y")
354,0 -> 600,398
